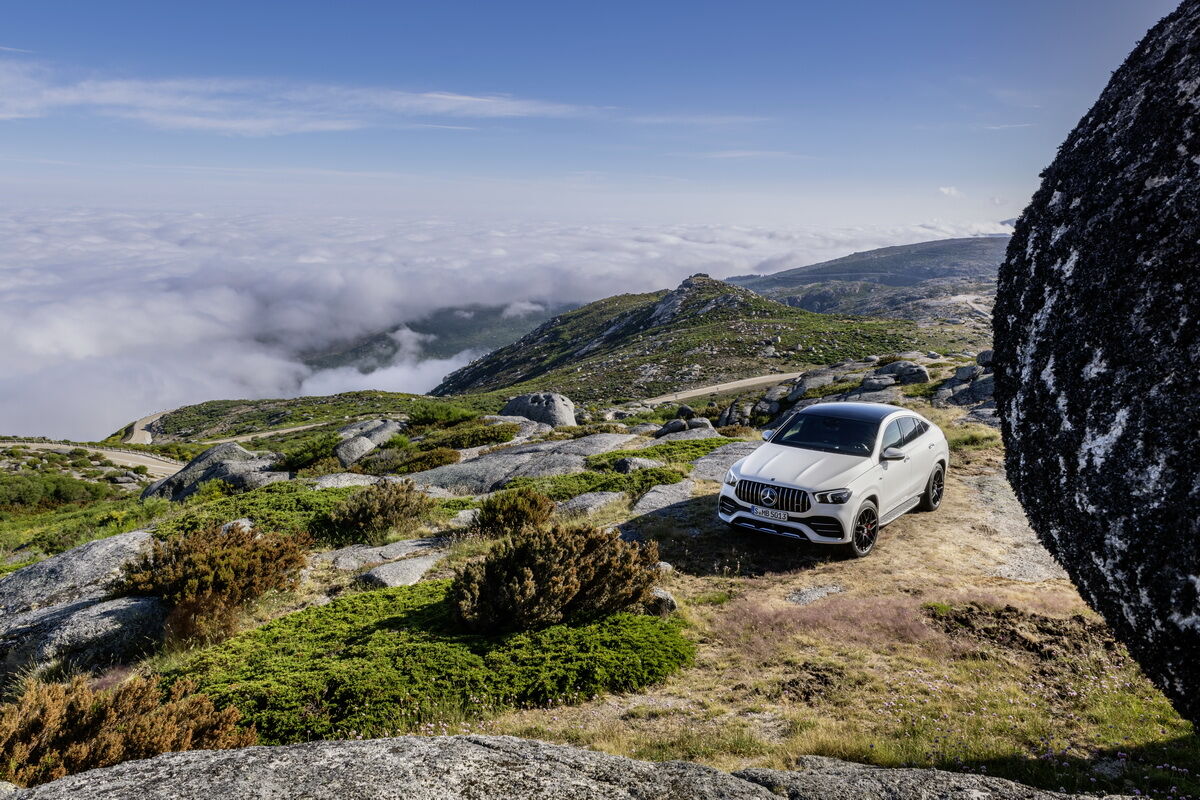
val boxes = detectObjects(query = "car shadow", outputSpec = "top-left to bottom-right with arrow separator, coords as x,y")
622,493 -> 835,577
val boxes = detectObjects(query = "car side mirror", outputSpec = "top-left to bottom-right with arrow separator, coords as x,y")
881,446 -> 905,461
761,429 -> 775,441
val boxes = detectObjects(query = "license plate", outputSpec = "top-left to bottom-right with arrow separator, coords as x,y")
751,506 -> 788,521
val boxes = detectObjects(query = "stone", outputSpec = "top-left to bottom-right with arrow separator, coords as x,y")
994,0 -> 1200,723
500,392 -> 577,427
675,404 -> 696,419
12,735 -> 1133,800
977,349 -> 994,367
141,443 -> 287,502
895,364 -> 930,385
556,491 -> 626,517
860,375 -> 895,392
353,552 -> 446,589
786,584 -> 844,606
0,530 -> 153,615
0,781 -> 18,797
311,473 -> 383,489
686,417 -> 713,430
761,384 -> 790,403
0,597 -> 167,679
874,359 -> 919,376
655,561 -> 673,574
448,508 -> 480,528
863,354 -> 880,362
647,587 -> 677,616
653,427 -> 722,442
628,423 -> 660,435
220,518 -> 253,535
654,419 -> 688,437
691,442 -> 762,482
955,365 -> 983,382
333,435 -> 377,467
926,351 -> 941,359
785,371 -> 835,402
630,480 -> 694,516
613,457 -> 664,473
313,538 -> 444,572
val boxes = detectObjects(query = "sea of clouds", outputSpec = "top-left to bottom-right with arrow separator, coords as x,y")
0,207 -> 1010,440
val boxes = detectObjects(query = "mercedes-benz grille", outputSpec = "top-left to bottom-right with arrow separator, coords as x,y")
733,479 -> 810,513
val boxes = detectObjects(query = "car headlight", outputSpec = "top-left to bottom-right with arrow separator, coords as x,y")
724,469 -> 739,487
814,488 -> 852,504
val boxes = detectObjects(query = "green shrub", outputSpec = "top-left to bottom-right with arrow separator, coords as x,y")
276,433 -> 339,471
393,447 -> 460,474
120,523 -> 310,643
900,381 -> 939,398
155,482 -> 355,539
0,675 -> 255,787
1,496 -> 169,558
947,427 -> 1002,451
0,472 -> 117,510
585,437 -> 731,471
171,581 -> 692,743
404,400 -> 477,427
472,487 -> 556,538
716,425 -> 757,439
420,422 -> 519,451
505,467 -> 686,501
452,524 -> 660,633
803,380 -> 859,399
316,480 -> 437,547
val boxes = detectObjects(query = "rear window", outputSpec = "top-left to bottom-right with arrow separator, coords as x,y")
772,413 -> 879,456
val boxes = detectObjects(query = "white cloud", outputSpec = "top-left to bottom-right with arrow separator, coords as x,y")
0,207 -> 1011,439
939,186 -> 964,198
0,59 -> 585,135
0,45 -> 32,53
501,301 -> 546,318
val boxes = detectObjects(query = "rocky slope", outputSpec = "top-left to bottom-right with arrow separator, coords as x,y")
9,735 -> 1133,800
433,275 -> 942,402
727,236 -> 1007,322
995,0 -> 1200,722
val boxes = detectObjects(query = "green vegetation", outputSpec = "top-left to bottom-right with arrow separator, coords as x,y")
0,675 -> 254,788
453,525 -> 660,633
171,581 -> 694,743
506,467 -> 687,502
803,380 -> 860,399
900,381 -> 940,398
317,480 -> 438,547
275,433 -> 340,471
947,427 -> 1003,451
585,437 -> 732,471
361,446 -> 460,476
154,482 -> 357,540
0,472 -> 120,510
121,523 -> 310,643
0,495 -> 169,560
419,421 -> 520,450
472,487 -> 556,539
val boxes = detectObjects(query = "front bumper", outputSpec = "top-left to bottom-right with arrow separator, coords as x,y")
717,484 -> 851,544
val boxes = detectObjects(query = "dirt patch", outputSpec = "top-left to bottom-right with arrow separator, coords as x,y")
926,601 -> 1117,662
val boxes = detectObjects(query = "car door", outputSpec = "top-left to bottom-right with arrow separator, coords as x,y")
877,418 -> 911,517
901,417 -> 936,497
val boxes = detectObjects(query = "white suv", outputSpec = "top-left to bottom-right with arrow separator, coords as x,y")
717,402 -> 949,557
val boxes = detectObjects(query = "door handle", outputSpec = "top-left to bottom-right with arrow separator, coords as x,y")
928,444 -> 935,449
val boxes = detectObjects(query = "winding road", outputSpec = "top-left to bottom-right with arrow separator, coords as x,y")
643,372 -> 805,406
4,441 -> 183,479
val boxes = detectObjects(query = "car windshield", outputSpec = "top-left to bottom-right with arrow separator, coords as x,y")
771,413 -> 878,456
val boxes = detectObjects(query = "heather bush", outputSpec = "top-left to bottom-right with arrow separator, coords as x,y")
472,486 -> 556,538
173,581 -> 692,743
0,675 -> 255,787
716,425 -> 758,439
419,421 -> 519,450
452,524 -> 660,633
119,523 -> 310,643
316,479 -> 438,547
393,447 -> 460,474
276,433 -> 340,472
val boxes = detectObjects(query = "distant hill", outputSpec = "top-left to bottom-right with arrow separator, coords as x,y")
432,274 -> 953,403
726,236 -> 1008,319
303,302 -> 573,372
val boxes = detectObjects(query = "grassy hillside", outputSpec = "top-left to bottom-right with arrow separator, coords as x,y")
433,274 -> 955,403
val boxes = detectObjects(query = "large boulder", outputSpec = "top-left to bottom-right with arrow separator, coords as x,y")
0,597 -> 166,679
10,735 -> 1133,800
0,530 -> 152,615
500,392 -> 577,427
334,420 -> 406,467
994,0 -> 1200,722
141,443 -> 289,502
352,552 -> 446,589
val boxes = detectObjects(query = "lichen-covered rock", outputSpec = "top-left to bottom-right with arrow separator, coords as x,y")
0,596 -> 166,679
10,735 -> 1134,800
352,552 -> 446,589
0,530 -> 152,615
141,442 -> 288,501
500,392 -> 577,427
994,0 -> 1200,722
613,457 -> 664,473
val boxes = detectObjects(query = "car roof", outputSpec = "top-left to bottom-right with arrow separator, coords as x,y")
795,401 -> 907,423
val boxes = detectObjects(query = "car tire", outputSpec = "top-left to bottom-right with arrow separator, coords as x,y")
842,500 -> 879,559
918,463 -> 945,512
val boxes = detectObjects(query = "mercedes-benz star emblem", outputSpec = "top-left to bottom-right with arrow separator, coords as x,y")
760,488 -> 778,507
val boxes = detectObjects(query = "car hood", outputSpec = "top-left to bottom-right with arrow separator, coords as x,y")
735,442 -> 874,490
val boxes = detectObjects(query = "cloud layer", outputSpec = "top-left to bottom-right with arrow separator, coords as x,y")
0,207 -> 1010,440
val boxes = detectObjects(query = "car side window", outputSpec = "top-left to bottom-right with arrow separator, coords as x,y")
899,417 -> 925,446
881,420 -> 905,451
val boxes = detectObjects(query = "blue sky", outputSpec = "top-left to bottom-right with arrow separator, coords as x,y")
0,0 -> 1177,225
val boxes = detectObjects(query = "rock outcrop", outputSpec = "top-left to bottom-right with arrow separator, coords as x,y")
0,530 -> 152,615
500,392 -> 577,428
334,419 -> 405,467
10,735 -> 1134,799
994,0 -> 1200,722
142,443 -> 289,501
